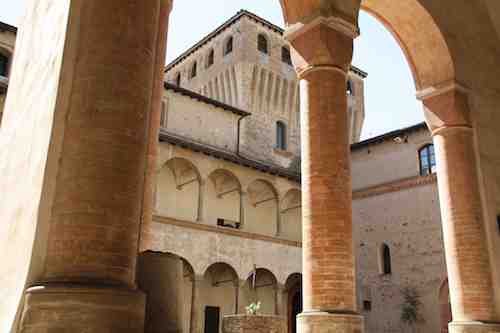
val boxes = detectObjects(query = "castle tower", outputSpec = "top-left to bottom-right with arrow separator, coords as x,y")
164,10 -> 367,169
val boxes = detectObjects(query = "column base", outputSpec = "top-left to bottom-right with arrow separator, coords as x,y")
297,311 -> 364,333
449,321 -> 500,333
18,284 -> 146,332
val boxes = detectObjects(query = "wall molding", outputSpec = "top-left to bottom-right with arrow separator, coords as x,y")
353,174 -> 437,200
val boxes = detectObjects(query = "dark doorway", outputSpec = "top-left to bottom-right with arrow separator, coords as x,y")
204,306 -> 220,333
290,289 -> 302,333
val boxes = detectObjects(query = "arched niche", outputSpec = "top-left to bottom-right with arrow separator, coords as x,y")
242,268 -> 279,315
280,189 -> 302,241
201,262 -> 240,331
156,157 -> 201,222
245,179 -> 279,236
137,251 -> 195,333
206,169 -> 242,227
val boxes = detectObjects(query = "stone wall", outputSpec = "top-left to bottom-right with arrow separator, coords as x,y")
223,315 -> 285,333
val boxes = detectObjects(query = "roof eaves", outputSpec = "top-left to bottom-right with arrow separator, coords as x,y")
0,21 -> 17,34
351,122 -> 428,150
164,82 -> 251,117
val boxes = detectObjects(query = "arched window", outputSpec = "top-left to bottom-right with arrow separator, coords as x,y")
224,36 -> 233,56
419,144 -> 436,176
175,73 -> 181,86
0,53 -> 9,77
189,62 -> 197,79
258,34 -> 268,54
206,49 -> 214,68
276,121 -> 287,150
347,80 -> 354,96
381,243 -> 392,275
281,46 -> 292,65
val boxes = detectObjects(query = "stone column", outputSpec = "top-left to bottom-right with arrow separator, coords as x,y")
419,85 -> 500,333
191,275 -> 204,333
198,179 -> 206,222
0,0 -> 174,332
285,17 -> 364,333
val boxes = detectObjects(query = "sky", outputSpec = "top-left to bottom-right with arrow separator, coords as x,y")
0,0 -> 423,140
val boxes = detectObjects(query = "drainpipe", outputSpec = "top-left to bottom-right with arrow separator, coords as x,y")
236,114 -> 250,157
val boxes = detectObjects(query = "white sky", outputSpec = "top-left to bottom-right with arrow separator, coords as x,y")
0,0 -> 423,140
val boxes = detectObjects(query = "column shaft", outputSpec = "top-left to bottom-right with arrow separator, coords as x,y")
434,127 -> 497,322
301,69 -> 355,312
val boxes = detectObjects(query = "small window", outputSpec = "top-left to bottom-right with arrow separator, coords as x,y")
347,80 -> 354,96
419,144 -> 436,176
175,73 -> 181,86
206,49 -> 214,68
363,300 -> 372,311
281,46 -> 292,65
0,54 -> 9,77
190,62 -> 197,79
258,34 -> 268,54
381,243 -> 392,275
224,36 -> 233,56
276,121 -> 287,150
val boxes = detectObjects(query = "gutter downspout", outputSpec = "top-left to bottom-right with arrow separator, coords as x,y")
236,113 -> 250,157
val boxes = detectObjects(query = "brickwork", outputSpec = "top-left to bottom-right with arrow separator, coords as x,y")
223,315 -> 286,333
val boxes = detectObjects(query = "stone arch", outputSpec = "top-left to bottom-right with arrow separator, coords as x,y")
242,268 -> 279,315
202,262 -> 240,330
157,157 -> 201,222
137,251 -> 195,333
439,278 -> 452,333
245,179 -> 279,236
280,189 -> 302,241
361,0 -> 455,91
206,169 -> 242,228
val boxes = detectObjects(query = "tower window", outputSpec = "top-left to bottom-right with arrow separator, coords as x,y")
224,36 -> 233,56
190,62 -> 197,79
207,49 -> 214,68
258,34 -> 268,54
380,243 -> 392,275
0,54 -> 9,77
347,80 -> 354,95
276,121 -> 287,150
175,73 -> 181,86
281,46 -> 292,66
419,144 -> 436,176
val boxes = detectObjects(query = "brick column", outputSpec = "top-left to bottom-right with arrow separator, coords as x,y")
6,1 -> 173,332
285,17 -> 364,333
419,84 -> 500,333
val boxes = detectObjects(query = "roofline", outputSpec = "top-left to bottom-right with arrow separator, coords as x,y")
0,21 -> 17,34
164,83 -> 251,117
351,122 -> 428,151
159,130 -> 300,182
164,9 -> 367,78
158,122 -> 428,182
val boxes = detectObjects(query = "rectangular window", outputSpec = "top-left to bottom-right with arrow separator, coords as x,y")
204,306 -> 220,333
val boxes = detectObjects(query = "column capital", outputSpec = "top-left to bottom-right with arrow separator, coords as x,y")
284,17 -> 356,79
417,81 -> 473,136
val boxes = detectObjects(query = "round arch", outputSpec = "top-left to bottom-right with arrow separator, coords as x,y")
242,267 -> 279,315
246,179 -> 279,236
280,189 -> 302,241
285,273 -> 302,333
157,157 -> 201,222
206,169 -> 242,228
137,251 -> 195,333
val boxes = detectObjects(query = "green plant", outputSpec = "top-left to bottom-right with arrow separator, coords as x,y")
400,287 -> 424,328
245,301 -> 261,315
